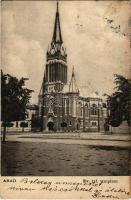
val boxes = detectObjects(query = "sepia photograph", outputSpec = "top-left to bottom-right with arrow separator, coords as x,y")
1,0 -> 131,176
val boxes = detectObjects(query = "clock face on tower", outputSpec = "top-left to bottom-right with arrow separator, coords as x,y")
51,48 -> 55,55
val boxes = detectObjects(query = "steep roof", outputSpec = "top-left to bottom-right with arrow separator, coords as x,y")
69,67 -> 79,93
52,0 -> 63,44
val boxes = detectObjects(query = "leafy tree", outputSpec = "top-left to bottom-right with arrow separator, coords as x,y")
31,116 -> 42,132
20,122 -> 28,132
107,74 -> 131,127
2,122 -> 14,127
1,71 -> 33,141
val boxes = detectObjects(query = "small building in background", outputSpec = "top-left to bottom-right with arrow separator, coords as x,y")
1,104 -> 38,132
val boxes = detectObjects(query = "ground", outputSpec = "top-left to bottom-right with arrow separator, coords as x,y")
1,132 -> 130,176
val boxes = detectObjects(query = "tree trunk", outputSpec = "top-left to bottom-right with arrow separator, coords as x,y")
22,127 -> 24,132
2,123 -> 6,142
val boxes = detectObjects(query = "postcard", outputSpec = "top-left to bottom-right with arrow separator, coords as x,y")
1,0 -> 130,199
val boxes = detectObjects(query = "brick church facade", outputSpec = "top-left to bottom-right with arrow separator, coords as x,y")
38,1 -> 107,132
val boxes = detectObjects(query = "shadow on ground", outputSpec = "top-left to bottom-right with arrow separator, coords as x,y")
1,141 -> 130,176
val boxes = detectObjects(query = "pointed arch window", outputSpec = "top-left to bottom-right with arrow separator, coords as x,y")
77,102 -> 83,117
91,104 -> 98,115
85,103 -> 89,117
63,97 -> 67,115
69,100 -> 72,115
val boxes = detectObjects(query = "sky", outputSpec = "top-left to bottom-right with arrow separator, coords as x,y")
2,1 -> 131,103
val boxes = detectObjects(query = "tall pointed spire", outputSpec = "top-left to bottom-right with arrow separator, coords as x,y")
52,0 -> 63,44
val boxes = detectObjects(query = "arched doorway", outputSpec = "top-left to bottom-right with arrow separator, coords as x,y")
47,121 -> 54,131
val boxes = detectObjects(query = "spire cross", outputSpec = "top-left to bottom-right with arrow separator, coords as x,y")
72,66 -> 75,77
57,0 -> 59,12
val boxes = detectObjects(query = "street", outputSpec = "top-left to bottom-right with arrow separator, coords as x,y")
1,132 -> 130,176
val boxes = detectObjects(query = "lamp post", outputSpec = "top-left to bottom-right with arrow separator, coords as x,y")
2,74 -> 10,142
88,102 -> 91,132
97,103 -> 100,132
103,93 -> 111,134
83,101 -> 85,132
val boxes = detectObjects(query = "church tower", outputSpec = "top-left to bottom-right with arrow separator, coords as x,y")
44,0 -> 67,93
39,0 -> 68,131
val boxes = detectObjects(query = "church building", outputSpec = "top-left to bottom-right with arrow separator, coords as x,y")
38,1 -> 107,132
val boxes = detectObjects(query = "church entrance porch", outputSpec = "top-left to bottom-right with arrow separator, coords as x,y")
45,116 -> 55,131
47,121 -> 54,131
